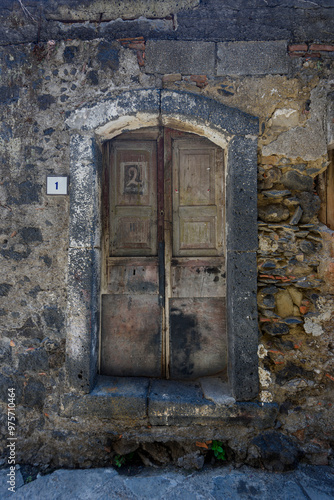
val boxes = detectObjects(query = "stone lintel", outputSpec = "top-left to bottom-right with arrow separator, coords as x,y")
66,89 -> 258,140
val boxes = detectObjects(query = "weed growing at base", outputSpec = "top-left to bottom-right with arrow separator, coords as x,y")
211,441 -> 226,461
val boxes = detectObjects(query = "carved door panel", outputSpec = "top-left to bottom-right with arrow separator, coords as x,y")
101,129 -> 227,380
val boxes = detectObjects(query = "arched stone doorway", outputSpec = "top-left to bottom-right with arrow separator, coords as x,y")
65,90 -> 259,401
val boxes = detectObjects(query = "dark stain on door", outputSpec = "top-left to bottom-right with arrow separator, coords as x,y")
169,306 -> 201,378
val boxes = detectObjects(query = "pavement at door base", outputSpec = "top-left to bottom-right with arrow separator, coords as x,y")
0,464 -> 333,499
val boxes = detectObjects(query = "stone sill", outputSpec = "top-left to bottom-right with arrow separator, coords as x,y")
61,376 -> 278,427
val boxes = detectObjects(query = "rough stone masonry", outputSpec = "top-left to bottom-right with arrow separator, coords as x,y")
0,0 -> 334,471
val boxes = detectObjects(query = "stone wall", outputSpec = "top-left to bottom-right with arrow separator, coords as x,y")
0,0 -> 334,470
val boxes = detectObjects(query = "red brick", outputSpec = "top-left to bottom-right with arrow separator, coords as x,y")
190,75 -> 208,88
118,36 -> 144,42
309,43 -> 334,52
289,52 -> 306,58
288,44 -> 308,52
118,36 -> 144,48
128,42 -> 145,50
137,50 -> 145,67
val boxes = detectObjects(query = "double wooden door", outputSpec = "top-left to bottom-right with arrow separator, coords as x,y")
101,128 -> 227,380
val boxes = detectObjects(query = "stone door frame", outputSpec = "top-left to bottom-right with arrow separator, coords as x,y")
65,89 -> 259,401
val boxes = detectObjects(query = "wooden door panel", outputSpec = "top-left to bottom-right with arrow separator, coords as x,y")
169,298 -> 227,380
111,141 -> 157,256
180,214 -> 216,251
101,294 -> 162,377
171,258 -> 226,298
178,149 -> 216,206
114,216 -> 154,252
107,257 -> 159,295
172,138 -> 224,257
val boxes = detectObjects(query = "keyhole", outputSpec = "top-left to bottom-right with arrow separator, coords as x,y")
133,269 -> 136,275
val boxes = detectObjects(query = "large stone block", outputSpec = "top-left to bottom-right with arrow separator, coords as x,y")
148,379 -> 277,426
62,376 -> 149,422
66,247 -> 101,393
227,251 -> 259,401
226,136 -> 258,252
145,41 -> 215,76
66,89 -> 160,133
252,431 -> 303,471
148,379 -> 212,426
161,90 -> 258,137
69,135 -> 101,249
217,41 -> 289,76
227,251 -> 258,296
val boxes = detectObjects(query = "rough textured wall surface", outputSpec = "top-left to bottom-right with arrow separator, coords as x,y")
0,0 -> 334,471
0,0 -> 334,44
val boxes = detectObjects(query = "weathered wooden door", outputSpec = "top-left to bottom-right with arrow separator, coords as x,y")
101,128 -> 227,380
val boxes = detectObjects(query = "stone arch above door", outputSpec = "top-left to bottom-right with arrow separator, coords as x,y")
65,90 -> 259,401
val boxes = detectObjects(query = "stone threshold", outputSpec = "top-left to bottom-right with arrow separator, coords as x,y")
61,376 -> 278,427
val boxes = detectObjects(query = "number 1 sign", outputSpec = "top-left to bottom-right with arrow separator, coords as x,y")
46,176 -> 68,195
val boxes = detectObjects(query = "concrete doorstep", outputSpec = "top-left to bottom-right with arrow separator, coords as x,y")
0,464 -> 333,499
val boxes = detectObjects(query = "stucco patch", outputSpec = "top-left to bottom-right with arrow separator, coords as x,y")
259,391 -> 273,403
65,89 -> 160,132
268,108 -> 300,129
259,367 -> 272,388
304,296 -> 334,336
304,319 -> 324,337
262,86 -> 327,161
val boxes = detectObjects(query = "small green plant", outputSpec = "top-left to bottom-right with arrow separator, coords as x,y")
113,452 -> 134,468
25,475 -> 33,484
114,454 -> 126,468
211,440 -> 226,461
